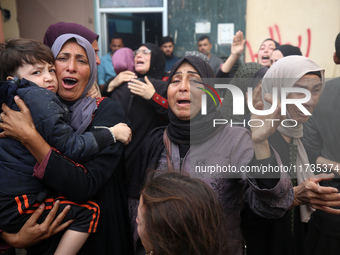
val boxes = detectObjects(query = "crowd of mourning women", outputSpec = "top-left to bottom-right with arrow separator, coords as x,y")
0,21 -> 340,255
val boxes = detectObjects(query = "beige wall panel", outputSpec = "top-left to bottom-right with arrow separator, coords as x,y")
0,0 -> 20,40
16,0 -> 94,42
246,0 -> 340,78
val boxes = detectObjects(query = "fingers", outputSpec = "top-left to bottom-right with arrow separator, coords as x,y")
121,71 -> 136,76
49,204 -> 72,235
254,101 -> 264,111
302,174 -> 337,194
1,102 -> 10,113
128,86 -> 142,96
13,96 -> 28,112
312,204 -> 340,215
40,200 -> 60,226
124,126 -> 132,145
0,112 -> 8,125
128,82 -> 144,95
111,124 -> 132,145
234,30 -> 244,41
315,184 -> 338,195
120,71 -> 137,82
251,86 -> 262,106
262,93 -> 283,121
86,86 -> 98,98
309,173 -> 335,184
236,31 -> 245,46
312,197 -> 340,207
26,203 -> 46,225
51,220 -> 74,235
263,93 -> 273,105
309,188 -> 340,201
144,76 -> 151,85
129,79 -> 145,85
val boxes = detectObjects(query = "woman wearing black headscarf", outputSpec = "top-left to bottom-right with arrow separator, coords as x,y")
257,38 -> 280,67
130,55 -> 293,255
103,43 -> 168,195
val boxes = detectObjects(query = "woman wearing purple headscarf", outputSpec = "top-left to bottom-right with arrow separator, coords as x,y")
44,22 -> 102,98
44,22 -> 101,65
112,47 -> 135,75
0,34 -> 134,254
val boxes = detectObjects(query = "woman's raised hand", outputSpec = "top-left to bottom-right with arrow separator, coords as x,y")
250,93 -> 285,159
250,93 -> 284,144
231,30 -> 246,57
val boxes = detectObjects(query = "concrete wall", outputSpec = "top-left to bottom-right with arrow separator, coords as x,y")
0,0 -> 20,40
245,0 -> 340,78
16,0 -> 95,42
0,0 -> 95,42
1,0 -> 339,78
0,12 -> 4,43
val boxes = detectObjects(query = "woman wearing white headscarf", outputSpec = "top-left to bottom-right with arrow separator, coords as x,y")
242,56 -> 340,255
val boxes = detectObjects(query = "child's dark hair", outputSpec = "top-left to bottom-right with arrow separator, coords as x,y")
0,38 -> 55,81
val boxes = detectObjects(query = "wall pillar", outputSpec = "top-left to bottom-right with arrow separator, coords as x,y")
0,11 -> 4,43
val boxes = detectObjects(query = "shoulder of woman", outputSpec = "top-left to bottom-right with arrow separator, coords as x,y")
96,97 -> 124,113
25,87 -> 67,113
94,97 -> 129,124
143,126 -> 167,159
218,125 -> 253,149
223,124 -> 251,137
147,126 -> 167,140
148,78 -> 168,95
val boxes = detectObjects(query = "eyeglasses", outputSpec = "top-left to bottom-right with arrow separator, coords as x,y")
134,49 -> 152,57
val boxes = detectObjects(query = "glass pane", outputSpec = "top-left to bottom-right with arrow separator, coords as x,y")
168,0 -> 246,58
100,0 -> 163,8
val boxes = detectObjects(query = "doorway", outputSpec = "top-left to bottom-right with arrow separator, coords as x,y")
96,0 -> 168,56
106,12 -> 162,52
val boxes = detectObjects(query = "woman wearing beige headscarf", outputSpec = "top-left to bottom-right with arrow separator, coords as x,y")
242,56 -> 340,255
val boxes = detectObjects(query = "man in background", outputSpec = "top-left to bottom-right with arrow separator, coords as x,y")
98,34 -> 124,90
159,35 -> 179,73
197,35 -> 223,75
302,32 -> 340,255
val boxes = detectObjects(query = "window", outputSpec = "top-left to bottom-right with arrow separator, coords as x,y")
100,0 -> 163,8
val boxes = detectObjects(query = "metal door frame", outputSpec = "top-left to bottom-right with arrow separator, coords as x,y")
95,0 -> 168,56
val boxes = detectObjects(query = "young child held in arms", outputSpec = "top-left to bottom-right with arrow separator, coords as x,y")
0,38 -> 131,254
